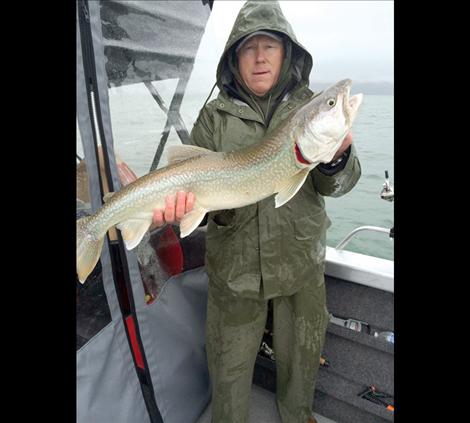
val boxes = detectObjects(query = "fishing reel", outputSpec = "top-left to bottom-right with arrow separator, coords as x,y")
380,170 -> 394,239
380,170 -> 394,202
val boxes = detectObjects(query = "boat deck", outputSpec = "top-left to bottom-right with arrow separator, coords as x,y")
196,384 -> 336,423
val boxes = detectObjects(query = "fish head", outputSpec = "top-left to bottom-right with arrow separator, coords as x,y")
294,79 -> 363,167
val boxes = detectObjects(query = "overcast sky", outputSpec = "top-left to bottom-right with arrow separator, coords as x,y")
191,0 -> 393,87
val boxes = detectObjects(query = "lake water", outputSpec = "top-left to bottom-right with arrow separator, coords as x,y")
323,95 -> 393,260
77,83 -> 393,260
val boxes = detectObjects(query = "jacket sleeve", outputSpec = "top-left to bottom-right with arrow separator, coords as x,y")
311,144 -> 361,197
189,105 -> 216,151
189,105 -> 216,227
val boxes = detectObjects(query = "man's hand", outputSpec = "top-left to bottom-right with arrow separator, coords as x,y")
152,191 -> 195,227
332,132 -> 353,161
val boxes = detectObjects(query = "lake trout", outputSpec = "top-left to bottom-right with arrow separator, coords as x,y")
77,79 -> 363,283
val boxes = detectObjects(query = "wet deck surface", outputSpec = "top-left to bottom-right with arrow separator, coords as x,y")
196,384 -> 336,423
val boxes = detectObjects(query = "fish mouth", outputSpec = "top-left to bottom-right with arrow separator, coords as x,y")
335,79 -> 363,121
348,92 -> 363,113
345,83 -> 363,118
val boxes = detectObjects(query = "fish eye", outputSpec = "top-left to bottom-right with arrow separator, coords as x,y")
327,98 -> 336,107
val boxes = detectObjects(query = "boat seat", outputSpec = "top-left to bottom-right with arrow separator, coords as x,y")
149,225 -> 207,276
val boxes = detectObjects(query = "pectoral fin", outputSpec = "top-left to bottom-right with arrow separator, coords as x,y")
167,145 -> 213,165
274,169 -> 310,208
116,217 -> 153,250
179,207 -> 207,238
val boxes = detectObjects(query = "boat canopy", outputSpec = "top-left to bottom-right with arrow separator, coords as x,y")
77,1 -> 213,422
101,0 -> 213,87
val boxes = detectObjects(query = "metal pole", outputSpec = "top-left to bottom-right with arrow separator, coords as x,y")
335,226 -> 392,250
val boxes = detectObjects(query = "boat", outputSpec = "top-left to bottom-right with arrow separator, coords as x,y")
76,1 -> 394,422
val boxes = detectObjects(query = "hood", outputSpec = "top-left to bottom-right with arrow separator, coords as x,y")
216,0 -> 313,95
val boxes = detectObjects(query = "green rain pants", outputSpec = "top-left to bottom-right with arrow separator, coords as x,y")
205,279 -> 330,423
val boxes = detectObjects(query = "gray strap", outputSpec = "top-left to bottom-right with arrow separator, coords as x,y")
88,0 -> 147,311
76,6 -> 121,322
149,77 -> 191,172
87,0 -> 120,193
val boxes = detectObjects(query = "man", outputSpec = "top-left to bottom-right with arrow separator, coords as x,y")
153,1 -> 361,422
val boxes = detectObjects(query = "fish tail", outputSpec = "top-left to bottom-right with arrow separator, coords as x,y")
76,216 -> 104,284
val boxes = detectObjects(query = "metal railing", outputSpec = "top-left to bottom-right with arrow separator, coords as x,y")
335,226 -> 393,250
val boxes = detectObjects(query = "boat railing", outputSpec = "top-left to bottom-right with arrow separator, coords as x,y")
335,225 -> 393,250
335,170 -> 394,250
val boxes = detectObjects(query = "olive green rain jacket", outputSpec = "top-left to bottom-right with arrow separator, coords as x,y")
190,0 -> 361,300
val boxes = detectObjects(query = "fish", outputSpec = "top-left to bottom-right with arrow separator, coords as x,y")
76,145 -> 139,204
77,79 -> 363,283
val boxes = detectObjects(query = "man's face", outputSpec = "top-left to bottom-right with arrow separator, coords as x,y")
237,35 -> 284,97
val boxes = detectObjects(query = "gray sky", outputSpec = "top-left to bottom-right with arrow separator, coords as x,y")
190,0 -> 393,89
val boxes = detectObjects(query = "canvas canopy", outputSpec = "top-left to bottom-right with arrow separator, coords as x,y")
76,1 -> 213,422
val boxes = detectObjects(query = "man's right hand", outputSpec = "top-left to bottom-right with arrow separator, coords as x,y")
152,191 -> 195,227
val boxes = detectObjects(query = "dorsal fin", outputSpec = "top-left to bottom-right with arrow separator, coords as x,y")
167,145 -> 213,165
103,191 -> 115,203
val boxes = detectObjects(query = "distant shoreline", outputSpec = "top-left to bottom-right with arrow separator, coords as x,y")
310,82 -> 394,96
186,81 -> 394,105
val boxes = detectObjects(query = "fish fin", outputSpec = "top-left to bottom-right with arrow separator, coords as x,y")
103,192 -> 115,202
167,145 -> 213,165
274,169 -> 310,208
77,216 -> 105,284
116,217 -> 153,250
179,207 -> 207,238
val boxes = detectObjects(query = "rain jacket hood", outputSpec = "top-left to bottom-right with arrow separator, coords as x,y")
216,0 -> 313,115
